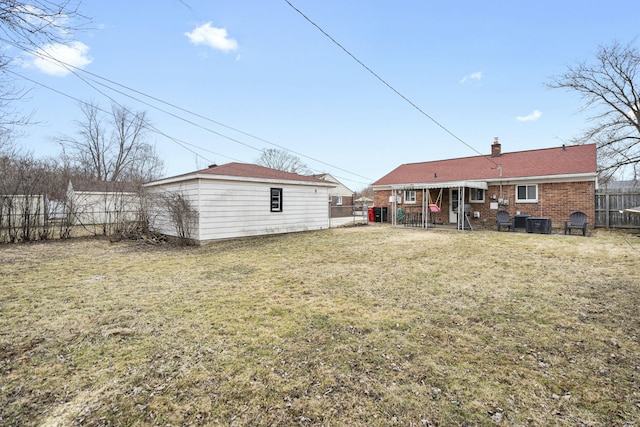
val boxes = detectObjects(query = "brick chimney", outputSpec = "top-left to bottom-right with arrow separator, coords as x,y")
491,137 -> 501,157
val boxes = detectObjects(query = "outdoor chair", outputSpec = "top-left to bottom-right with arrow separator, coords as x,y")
496,210 -> 512,231
564,211 -> 588,236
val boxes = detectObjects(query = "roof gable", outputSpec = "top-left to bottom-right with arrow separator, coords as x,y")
312,173 -> 354,194
373,144 -> 597,186
146,162 -> 333,186
202,163 -> 326,183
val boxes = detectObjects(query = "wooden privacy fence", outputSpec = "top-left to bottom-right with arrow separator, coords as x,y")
595,192 -> 640,229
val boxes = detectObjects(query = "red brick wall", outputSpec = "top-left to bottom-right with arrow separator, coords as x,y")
373,181 -> 596,230
330,195 -> 354,207
483,182 -> 595,230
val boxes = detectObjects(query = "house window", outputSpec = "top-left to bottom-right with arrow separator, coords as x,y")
270,188 -> 282,212
336,196 -> 343,206
404,190 -> 417,204
516,184 -> 538,203
469,188 -> 484,203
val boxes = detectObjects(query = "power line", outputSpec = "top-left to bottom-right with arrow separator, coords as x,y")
9,64 -> 371,186
283,0 -> 499,167
8,69 -> 237,165
78,69 -> 375,183
4,36 -> 375,184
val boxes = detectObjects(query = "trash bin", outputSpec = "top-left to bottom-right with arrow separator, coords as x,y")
374,207 -> 388,222
368,207 -> 375,222
526,217 -> 552,234
513,214 -> 530,231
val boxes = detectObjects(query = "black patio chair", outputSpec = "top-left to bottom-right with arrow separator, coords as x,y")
564,211 -> 588,236
496,210 -> 512,231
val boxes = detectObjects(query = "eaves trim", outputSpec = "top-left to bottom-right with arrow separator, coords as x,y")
145,173 -> 336,188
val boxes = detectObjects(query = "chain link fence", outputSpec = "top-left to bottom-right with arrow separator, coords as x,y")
329,205 -> 369,228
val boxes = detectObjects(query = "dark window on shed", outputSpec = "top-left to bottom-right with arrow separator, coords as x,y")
271,188 -> 283,212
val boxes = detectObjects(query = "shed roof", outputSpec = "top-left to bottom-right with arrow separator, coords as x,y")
146,162 -> 334,187
373,144 -> 597,187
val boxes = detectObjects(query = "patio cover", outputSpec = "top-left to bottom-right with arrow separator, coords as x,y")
389,180 -> 488,190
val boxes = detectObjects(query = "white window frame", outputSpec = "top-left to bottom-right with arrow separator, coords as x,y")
469,188 -> 484,203
336,196 -> 343,206
515,184 -> 538,203
404,190 -> 417,204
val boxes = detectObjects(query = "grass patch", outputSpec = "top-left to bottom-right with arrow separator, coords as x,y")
1,227 -> 640,425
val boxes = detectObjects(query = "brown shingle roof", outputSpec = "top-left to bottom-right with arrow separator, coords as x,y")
373,144 -> 597,186
151,162 -> 329,185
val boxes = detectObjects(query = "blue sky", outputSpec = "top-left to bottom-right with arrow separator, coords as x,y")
11,0 -> 640,190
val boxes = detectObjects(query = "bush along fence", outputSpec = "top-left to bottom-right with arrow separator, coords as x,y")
0,193 -> 145,243
0,208 -> 144,243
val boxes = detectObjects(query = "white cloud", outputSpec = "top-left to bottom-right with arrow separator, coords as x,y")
516,110 -> 542,122
28,41 -> 92,76
185,22 -> 238,53
459,71 -> 482,84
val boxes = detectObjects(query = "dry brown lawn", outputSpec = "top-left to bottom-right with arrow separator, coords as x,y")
1,226 -> 640,426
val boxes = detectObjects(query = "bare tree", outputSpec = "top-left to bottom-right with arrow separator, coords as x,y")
0,1 -> 86,143
0,149 -> 64,242
0,77 -> 31,149
256,148 -> 311,174
59,101 -> 164,182
548,41 -> 640,181
0,1 -> 84,49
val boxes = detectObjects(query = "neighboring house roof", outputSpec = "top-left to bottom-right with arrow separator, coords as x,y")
146,162 -> 336,187
312,173 -> 354,196
69,180 -> 139,193
599,180 -> 640,192
373,143 -> 597,187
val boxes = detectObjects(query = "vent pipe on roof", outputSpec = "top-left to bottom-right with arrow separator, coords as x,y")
208,164 -> 217,168
491,137 -> 501,157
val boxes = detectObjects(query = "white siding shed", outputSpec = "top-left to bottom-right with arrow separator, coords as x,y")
145,163 -> 335,243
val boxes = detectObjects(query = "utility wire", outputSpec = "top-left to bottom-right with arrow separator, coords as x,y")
78,69 -> 375,183
4,36 -> 375,184
10,65 -> 371,185
8,69 -> 237,165
283,0 -> 499,167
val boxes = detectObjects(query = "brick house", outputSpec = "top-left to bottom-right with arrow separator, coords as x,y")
371,140 -> 597,231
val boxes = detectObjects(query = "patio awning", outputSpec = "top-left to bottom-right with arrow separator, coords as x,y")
389,181 -> 488,190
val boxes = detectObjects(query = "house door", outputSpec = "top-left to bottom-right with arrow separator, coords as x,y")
449,188 -> 459,223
